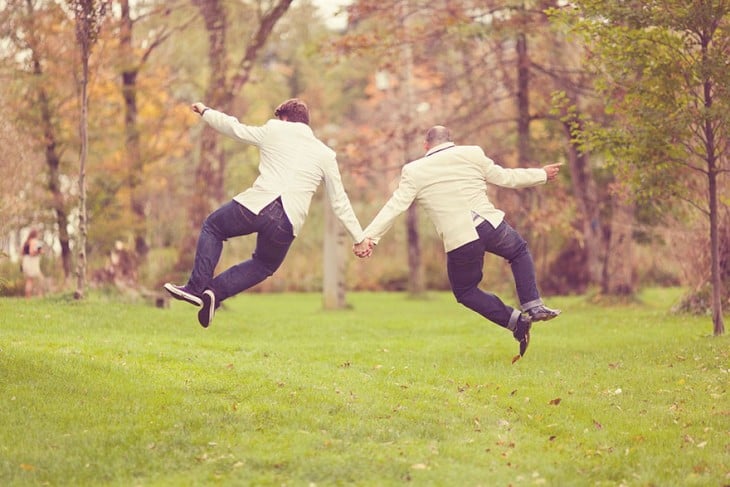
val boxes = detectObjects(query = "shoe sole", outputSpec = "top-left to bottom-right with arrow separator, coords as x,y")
164,283 -> 202,306
198,290 -> 215,328
530,311 -> 561,322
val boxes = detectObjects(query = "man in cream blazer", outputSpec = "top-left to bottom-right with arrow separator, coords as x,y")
166,98 -> 370,327
359,125 -> 562,357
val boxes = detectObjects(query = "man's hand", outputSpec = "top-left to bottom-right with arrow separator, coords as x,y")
191,102 -> 208,115
543,162 -> 563,181
353,238 -> 374,258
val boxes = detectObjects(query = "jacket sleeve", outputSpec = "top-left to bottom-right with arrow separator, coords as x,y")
364,167 -> 418,244
201,109 -> 268,146
322,157 -> 366,243
476,148 -> 547,188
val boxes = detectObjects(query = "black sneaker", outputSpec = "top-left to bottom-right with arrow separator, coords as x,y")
164,283 -> 202,307
198,289 -> 216,328
512,314 -> 532,357
527,305 -> 561,322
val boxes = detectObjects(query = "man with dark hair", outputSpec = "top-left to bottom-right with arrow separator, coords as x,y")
274,99 -> 309,125
357,125 -> 562,358
166,99 -> 372,327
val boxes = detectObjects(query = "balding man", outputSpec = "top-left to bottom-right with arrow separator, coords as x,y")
358,126 -> 562,358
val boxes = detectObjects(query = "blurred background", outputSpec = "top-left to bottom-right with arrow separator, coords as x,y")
0,0 -> 727,329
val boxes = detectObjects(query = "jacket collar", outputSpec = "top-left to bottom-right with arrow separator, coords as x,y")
425,142 -> 455,157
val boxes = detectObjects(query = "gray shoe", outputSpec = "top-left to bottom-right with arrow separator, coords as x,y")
527,305 -> 561,322
164,283 -> 202,307
512,314 -> 532,357
197,289 -> 216,328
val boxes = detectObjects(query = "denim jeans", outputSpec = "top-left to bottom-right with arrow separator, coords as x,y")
187,199 -> 294,302
446,220 -> 542,329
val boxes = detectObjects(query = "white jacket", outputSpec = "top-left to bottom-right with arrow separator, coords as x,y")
202,109 -> 365,242
364,142 -> 547,252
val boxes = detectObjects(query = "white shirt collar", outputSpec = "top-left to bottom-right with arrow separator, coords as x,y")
425,142 -> 455,156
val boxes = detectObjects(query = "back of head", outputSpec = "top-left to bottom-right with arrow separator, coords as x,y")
274,98 -> 310,125
25,228 -> 38,243
425,125 -> 451,148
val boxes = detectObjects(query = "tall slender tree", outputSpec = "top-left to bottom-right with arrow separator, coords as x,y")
557,0 -> 728,335
118,0 -> 195,259
69,0 -> 109,299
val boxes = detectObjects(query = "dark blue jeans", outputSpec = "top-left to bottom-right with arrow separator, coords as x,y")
186,199 -> 294,302
447,220 -> 542,329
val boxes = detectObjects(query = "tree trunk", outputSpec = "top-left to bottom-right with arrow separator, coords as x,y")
708,167 -> 724,335
120,0 -> 148,259
26,0 -> 73,281
562,115 -> 604,286
39,85 -> 73,281
701,47 -> 725,334
400,0 -> 424,296
323,199 -> 347,309
176,0 -> 228,272
516,32 -> 530,167
601,189 -> 634,296
513,29 -> 537,247
179,0 -> 293,273
406,205 -> 424,296
74,19 -> 90,300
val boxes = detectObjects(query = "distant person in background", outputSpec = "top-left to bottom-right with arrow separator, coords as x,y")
21,229 -> 44,298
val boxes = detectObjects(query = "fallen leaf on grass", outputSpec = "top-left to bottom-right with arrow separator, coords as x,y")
549,398 -> 562,406
593,419 -> 603,430
19,464 -> 34,471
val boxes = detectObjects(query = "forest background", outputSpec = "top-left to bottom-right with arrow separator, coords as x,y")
0,0 -> 727,335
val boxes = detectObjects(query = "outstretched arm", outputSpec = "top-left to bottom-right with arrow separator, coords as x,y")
360,168 -> 418,254
543,162 -> 563,181
190,102 -> 267,145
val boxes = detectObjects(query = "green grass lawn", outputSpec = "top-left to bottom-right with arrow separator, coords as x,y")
0,289 -> 727,486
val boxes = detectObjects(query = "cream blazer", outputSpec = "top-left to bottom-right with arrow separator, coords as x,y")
202,109 -> 365,243
364,143 -> 547,252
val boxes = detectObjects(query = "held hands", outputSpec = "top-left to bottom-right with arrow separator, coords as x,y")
353,238 -> 374,258
543,162 -> 563,181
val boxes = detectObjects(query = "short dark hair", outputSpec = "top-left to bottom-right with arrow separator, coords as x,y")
274,98 -> 310,125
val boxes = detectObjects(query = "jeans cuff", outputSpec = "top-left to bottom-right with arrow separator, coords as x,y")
507,309 -> 522,331
521,298 -> 543,311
